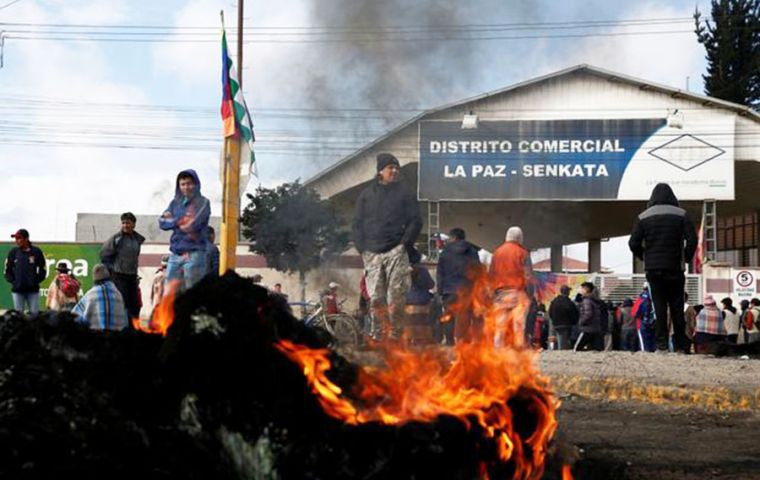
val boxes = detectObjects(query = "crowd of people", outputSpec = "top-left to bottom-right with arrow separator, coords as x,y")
346,153 -> 759,352
350,152 -> 536,346
4,168 -> 220,331
4,156 -> 760,355
535,284 -> 760,353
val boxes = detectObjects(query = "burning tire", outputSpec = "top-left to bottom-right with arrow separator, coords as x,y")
0,271 -> 565,479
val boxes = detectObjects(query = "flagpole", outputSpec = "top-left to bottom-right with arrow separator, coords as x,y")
237,0 -> 243,87
219,2 -> 243,274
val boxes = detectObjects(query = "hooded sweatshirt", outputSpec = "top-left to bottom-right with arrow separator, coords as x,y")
629,183 -> 697,272
158,169 -> 211,254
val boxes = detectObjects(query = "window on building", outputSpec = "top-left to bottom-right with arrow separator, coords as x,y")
716,213 -> 758,267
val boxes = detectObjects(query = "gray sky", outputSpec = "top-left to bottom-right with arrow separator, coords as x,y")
0,0 -> 712,271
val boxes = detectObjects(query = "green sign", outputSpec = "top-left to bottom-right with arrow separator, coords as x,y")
0,242 -> 102,311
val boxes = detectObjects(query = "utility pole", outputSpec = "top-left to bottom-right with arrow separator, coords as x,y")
219,0 -> 244,274
0,31 -> 6,69
237,2 -> 243,87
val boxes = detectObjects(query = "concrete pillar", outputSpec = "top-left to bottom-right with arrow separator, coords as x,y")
755,211 -> 760,267
550,245 -> 563,273
588,239 -> 602,273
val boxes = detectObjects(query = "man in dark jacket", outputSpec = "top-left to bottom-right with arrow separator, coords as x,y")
437,227 -> 481,344
574,282 -> 603,351
4,228 -> 46,314
159,169 -> 211,291
548,285 -> 579,350
100,212 -> 145,321
629,183 -> 697,353
405,247 -> 435,344
352,153 -> 422,340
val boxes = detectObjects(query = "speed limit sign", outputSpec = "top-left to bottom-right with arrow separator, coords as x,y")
733,270 -> 756,300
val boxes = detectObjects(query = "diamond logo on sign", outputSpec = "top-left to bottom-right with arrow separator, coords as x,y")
648,134 -> 725,172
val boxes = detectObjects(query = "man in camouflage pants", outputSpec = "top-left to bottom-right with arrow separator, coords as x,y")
352,153 -> 422,341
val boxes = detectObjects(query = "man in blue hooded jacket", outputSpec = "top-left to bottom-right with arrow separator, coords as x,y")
159,170 -> 210,290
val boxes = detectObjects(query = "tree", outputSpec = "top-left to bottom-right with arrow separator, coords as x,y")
240,181 -> 349,305
694,0 -> 760,108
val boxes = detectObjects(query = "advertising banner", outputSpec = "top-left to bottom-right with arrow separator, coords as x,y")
0,243 -> 101,311
418,119 -> 734,201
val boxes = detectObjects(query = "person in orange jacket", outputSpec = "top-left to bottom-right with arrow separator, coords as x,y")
489,226 -> 533,348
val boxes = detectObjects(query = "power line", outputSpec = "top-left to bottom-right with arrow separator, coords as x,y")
0,16 -> 697,31
0,19 -> 699,36
5,93 -> 759,114
0,0 -> 22,11
4,29 -> 695,44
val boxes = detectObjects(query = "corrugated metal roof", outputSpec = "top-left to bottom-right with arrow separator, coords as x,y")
304,64 -> 760,187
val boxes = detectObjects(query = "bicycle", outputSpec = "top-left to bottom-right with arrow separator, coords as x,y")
290,299 -> 361,347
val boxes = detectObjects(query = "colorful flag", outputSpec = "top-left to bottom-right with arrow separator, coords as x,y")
221,27 -> 256,177
693,212 -> 705,273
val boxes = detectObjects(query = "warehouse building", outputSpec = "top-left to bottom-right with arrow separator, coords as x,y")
305,64 -> 760,272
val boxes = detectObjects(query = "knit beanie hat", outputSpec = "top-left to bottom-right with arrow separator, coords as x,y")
376,153 -> 400,172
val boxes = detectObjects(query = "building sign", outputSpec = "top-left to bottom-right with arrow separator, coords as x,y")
0,243 -> 101,311
418,119 -> 734,201
732,269 -> 757,302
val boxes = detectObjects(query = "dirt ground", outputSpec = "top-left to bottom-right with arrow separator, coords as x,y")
554,396 -> 760,479
343,348 -> 760,479
543,351 -> 760,479
539,350 -> 760,398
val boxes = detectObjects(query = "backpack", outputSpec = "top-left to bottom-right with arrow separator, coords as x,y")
746,307 -> 760,331
57,273 -> 81,298
632,295 -> 654,327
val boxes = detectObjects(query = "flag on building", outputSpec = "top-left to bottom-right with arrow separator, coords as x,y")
221,26 -> 256,177
693,212 -> 705,273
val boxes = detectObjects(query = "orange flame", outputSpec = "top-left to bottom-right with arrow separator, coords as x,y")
132,280 -> 180,336
276,267 -> 560,479
562,464 -> 574,480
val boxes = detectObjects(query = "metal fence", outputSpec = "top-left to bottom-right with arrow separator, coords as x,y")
591,274 -> 702,304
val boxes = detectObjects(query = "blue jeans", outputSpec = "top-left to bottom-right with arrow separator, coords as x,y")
12,292 -> 40,314
639,324 -> 657,352
553,326 -> 573,350
166,250 -> 207,291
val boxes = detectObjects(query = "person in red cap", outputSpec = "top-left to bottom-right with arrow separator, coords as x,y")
4,229 -> 46,314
